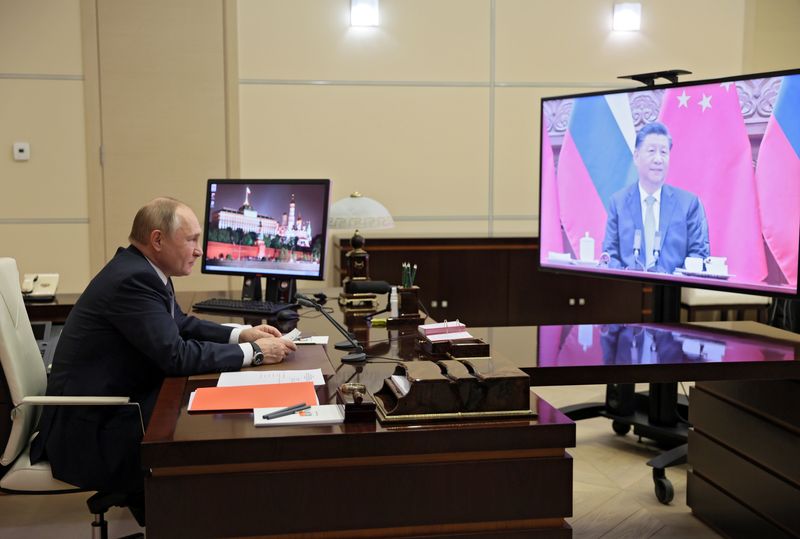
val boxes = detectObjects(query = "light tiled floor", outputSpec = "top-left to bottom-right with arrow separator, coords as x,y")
536,384 -> 719,538
0,384 -> 718,538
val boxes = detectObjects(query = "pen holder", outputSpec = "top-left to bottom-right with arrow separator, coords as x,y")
397,286 -> 419,317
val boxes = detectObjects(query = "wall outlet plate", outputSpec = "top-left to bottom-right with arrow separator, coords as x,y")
13,142 -> 30,161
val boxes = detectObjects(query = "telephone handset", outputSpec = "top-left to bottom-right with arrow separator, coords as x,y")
21,273 -> 59,301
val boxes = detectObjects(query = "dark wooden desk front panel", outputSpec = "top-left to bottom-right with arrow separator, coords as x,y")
144,379 -> 574,538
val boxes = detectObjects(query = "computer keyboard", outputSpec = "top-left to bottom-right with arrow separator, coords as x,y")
192,297 -> 298,316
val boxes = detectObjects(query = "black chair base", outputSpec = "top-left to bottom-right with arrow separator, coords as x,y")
87,491 -> 145,538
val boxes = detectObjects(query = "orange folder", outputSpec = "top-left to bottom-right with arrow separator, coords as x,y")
188,382 -> 318,413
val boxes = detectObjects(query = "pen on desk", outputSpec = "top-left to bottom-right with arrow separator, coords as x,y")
263,402 -> 309,420
410,264 -> 417,287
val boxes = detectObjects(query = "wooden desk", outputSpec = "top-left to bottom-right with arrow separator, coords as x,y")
140,292 -> 576,538
33,292 -> 800,537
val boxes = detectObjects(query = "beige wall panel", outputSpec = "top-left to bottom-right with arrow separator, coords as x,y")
0,79 -> 87,217
491,219 -> 538,237
0,0 -> 83,74
496,0 -> 745,83
0,224 -> 90,293
238,0 -> 489,81
240,85 -> 490,218
96,0 -> 228,278
493,86 -> 586,230
743,0 -> 800,72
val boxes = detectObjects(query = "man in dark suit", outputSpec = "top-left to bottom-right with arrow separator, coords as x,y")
602,122 -> 709,274
600,324 -> 685,365
30,197 -> 296,523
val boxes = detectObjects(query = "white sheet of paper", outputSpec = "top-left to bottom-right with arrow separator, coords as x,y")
426,331 -> 473,343
295,336 -> 329,345
217,369 -> 325,387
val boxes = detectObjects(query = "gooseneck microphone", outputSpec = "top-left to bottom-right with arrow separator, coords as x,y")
630,229 -> 644,270
652,231 -> 662,270
295,294 -> 367,363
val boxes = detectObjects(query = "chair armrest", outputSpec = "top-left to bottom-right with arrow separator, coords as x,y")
13,396 -> 144,435
20,396 -> 130,406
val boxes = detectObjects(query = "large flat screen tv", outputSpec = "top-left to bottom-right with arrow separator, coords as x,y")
538,68 -> 800,296
201,179 -> 330,282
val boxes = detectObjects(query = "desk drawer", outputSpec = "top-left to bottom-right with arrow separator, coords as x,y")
689,430 -> 800,536
690,386 -> 800,484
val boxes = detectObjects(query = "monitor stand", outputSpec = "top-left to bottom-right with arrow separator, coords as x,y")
240,276 -> 298,304
265,276 -> 296,304
560,284 -> 687,504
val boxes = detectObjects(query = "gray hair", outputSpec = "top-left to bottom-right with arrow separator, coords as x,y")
128,197 -> 185,244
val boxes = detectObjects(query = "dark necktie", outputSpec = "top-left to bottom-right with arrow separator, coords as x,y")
167,279 -> 175,318
644,195 -> 656,268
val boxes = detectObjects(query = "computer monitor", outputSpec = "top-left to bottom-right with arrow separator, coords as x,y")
201,179 -> 331,301
538,68 -> 800,297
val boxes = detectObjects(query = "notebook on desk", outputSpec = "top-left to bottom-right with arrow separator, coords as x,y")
254,405 -> 344,427
188,381 -> 318,413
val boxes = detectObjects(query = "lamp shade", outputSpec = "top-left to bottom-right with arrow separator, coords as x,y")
328,192 -> 394,231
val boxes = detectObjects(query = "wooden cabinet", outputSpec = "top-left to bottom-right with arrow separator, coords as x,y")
335,237 -> 649,327
688,380 -> 800,539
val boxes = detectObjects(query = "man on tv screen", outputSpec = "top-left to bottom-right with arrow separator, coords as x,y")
602,121 -> 709,274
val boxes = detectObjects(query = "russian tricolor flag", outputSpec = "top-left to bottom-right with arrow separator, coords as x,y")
539,118 -> 563,255
557,94 -> 637,259
755,74 -> 800,288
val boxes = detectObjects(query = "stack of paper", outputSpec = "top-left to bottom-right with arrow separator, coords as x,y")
426,331 -> 474,342
218,369 -> 325,387
418,320 -> 467,336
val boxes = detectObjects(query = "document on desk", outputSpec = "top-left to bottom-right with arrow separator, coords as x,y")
418,320 -> 467,336
295,335 -> 329,345
188,382 -> 319,413
425,330 -> 473,342
218,369 -> 325,387
253,404 -> 344,427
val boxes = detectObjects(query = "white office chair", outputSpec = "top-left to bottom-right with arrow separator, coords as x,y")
680,287 -> 771,322
0,257 -> 143,539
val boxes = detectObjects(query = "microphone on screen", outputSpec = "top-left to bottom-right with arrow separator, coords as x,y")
630,229 -> 644,270
651,231 -> 662,271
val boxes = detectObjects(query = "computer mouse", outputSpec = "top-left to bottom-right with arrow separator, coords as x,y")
276,309 -> 300,322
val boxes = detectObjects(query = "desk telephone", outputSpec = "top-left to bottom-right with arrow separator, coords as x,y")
21,273 -> 59,301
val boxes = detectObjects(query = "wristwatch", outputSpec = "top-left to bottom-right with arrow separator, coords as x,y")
250,342 -> 264,366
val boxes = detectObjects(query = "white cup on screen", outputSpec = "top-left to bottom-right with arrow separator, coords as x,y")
705,257 -> 728,274
684,257 -> 704,273
705,256 -> 726,267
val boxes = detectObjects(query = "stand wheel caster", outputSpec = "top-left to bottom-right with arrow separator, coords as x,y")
654,476 -> 674,504
612,420 -> 631,435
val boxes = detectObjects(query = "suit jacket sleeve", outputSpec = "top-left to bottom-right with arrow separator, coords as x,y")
105,272 -> 243,376
602,197 -> 623,268
173,299 -> 234,343
686,196 -> 710,259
